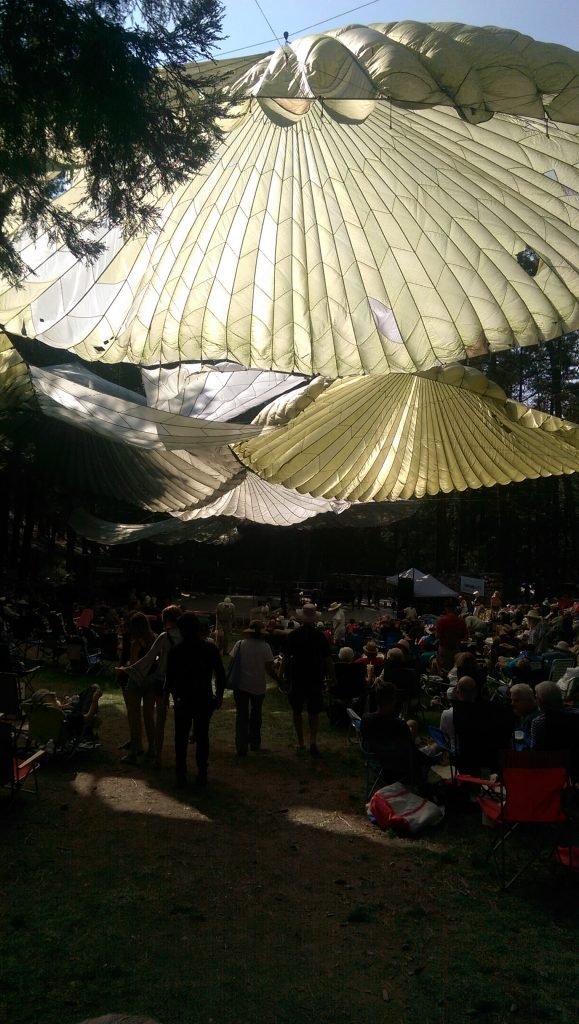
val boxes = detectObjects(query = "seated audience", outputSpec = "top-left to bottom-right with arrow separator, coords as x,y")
526,609 -> 549,654
532,681 -> 579,779
360,681 -> 415,762
29,684 -> 102,738
377,616 -> 402,649
378,647 -> 419,706
509,683 -> 539,746
542,640 -> 573,671
356,639 -> 385,683
446,651 -> 486,698
393,637 -> 415,665
337,646 -> 355,663
440,675 -> 477,751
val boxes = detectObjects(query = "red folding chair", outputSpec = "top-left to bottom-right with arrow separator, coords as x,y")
0,720 -> 45,804
468,750 -> 571,890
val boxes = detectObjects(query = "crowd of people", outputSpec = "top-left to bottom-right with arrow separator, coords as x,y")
107,589 -> 579,790
2,585 -> 578,793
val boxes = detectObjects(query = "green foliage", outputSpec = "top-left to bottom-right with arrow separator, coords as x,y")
474,334 -> 579,421
0,0 -> 224,282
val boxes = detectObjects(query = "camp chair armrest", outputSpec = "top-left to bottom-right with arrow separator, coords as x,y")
455,774 -> 500,787
19,749 -> 46,770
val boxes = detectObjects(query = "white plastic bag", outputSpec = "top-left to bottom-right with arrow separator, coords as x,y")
368,782 -> 445,835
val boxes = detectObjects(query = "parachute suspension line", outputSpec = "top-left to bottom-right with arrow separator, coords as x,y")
253,0 -> 283,47
544,111 -> 550,139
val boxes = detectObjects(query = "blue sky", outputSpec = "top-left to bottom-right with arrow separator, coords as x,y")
214,1 -> 579,57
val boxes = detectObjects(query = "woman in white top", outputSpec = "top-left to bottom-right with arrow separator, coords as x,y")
440,675 -> 477,751
229,620 -> 278,755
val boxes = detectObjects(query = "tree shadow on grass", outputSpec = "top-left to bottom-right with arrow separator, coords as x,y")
1,688 -> 578,1024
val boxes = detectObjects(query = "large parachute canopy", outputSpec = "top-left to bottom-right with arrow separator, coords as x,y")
1,21 -> 578,373
1,22 -> 578,537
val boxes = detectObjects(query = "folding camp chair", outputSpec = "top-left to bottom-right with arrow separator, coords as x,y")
422,673 -> 451,709
427,726 -> 456,781
328,662 -> 367,726
65,635 -> 102,675
470,749 -> 571,891
24,692 -> 101,760
0,644 -> 41,694
25,703 -> 70,754
0,720 -> 45,803
347,707 -> 415,798
548,657 -> 576,683
0,672 -> 27,732
398,673 -> 427,726
346,707 -> 362,745
0,642 -> 14,672
360,736 -> 416,801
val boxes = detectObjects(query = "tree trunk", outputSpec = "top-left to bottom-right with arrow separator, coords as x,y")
545,340 -> 562,417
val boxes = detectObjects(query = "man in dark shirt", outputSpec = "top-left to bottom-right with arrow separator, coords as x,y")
360,681 -> 415,781
166,612 -> 226,788
285,604 -> 334,755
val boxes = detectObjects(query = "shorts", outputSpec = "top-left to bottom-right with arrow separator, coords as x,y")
125,675 -> 155,695
288,686 -> 324,715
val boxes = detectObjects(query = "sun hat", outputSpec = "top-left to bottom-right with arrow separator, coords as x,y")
555,640 -> 570,651
328,601 -> 342,612
396,638 -> 410,651
299,604 -> 319,621
363,640 -> 379,655
526,609 -> 541,620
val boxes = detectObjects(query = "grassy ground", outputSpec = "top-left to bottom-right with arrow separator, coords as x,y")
1,660 -> 577,1024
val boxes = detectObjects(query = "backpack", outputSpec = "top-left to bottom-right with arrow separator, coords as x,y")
368,783 -> 445,835
225,641 -> 243,690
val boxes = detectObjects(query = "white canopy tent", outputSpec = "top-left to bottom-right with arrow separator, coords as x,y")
387,568 -> 458,599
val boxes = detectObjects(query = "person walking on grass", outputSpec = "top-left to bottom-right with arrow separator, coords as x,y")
123,604 -> 182,768
165,612 -> 226,789
215,595 -> 236,653
284,604 -> 335,756
117,612 -> 157,765
229,620 -> 278,756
